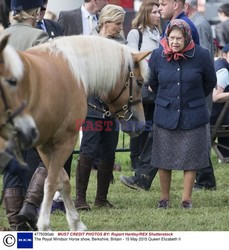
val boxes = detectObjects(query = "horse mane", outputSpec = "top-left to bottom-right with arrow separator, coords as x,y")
2,44 -> 24,81
36,35 -> 147,97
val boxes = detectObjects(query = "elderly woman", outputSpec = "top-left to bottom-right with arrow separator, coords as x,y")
148,19 -> 216,209
75,4 -> 126,211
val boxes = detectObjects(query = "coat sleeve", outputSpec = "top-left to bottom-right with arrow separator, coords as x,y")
147,51 -> 158,93
57,11 -> 65,33
0,151 -> 12,174
202,50 -> 217,97
33,31 -> 49,46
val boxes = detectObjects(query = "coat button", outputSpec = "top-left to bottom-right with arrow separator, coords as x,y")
177,68 -> 180,71
178,109 -> 180,112
177,82 -> 180,85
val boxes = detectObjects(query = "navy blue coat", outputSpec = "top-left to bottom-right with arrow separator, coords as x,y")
148,45 -> 216,130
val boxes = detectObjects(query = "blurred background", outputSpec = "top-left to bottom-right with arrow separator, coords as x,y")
46,0 -> 229,38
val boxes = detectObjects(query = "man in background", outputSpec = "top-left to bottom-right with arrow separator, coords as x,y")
36,0 -> 63,38
58,0 -> 107,36
215,3 -> 229,47
185,0 -> 216,191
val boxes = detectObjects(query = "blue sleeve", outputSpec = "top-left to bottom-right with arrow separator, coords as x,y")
202,50 -> 217,96
148,53 -> 158,93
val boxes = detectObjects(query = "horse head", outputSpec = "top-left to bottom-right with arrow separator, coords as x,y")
0,35 -> 39,155
106,50 -> 151,137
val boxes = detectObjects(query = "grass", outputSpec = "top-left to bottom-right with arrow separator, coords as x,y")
0,147 -> 229,231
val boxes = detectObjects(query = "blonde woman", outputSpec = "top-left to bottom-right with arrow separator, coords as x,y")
3,0 -> 48,50
93,4 -> 126,44
75,4 -> 126,211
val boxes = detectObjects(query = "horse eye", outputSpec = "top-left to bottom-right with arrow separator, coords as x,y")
136,80 -> 143,87
6,77 -> 17,86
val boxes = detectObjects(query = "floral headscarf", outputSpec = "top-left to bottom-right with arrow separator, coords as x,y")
160,19 -> 195,61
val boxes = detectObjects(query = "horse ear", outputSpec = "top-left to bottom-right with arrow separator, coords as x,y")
0,34 -> 10,53
131,51 -> 151,63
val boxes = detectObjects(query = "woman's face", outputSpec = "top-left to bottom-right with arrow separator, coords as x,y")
168,28 -> 185,52
104,19 -> 123,37
149,5 -> 161,28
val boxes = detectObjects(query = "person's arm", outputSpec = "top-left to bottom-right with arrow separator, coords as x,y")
0,151 -> 12,173
212,68 -> 229,103
0,151 -> 28,175
202,49 -> 217,96
213,86 -> 229,103
147,51 -> 158,93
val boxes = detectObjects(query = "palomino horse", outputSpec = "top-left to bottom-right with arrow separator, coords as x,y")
0,34 -> 150,230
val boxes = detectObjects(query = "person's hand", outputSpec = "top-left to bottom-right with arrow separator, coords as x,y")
148,86 -> 153,92
3,149 -> 29,174
4,157 -> 29,174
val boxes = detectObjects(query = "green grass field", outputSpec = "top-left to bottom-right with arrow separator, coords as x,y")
0,147 -> 229,231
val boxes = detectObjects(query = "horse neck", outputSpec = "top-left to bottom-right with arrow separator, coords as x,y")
87,63 -> 128,103
17,52 -> 35,102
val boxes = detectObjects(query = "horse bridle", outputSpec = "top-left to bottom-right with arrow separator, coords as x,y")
88,65 -> 143,121
0,79 -> 26,130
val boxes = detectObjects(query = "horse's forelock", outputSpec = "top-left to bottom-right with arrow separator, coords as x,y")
2,45 -> 24,80
42,36 -> 133,97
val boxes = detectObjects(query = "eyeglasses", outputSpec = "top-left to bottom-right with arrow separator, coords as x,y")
168,36 -> 183,42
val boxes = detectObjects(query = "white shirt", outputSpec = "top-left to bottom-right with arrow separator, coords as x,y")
216,68 -> 229,89
81,5 -> 97,35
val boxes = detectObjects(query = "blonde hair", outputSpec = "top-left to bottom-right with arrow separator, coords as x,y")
98,4 -> 125,29
12,8 -> 39,22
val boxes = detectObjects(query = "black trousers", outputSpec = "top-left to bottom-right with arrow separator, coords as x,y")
130,104 -> 154,159
195,123 -> 216,189
134,131 -> 158,185
3,148 -> 72,192
3,148 -> 41,193
195,156 -> 216,188
80,117 -> 119,162
217,137 -> 229,157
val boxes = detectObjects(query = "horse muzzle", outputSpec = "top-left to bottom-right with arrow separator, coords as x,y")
120,118 -> 145,137
16,126 -> 39,149
13,115 -> 39,149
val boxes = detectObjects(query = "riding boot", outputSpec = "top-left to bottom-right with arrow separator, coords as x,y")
3,188 -> 30,231
94,160 -> 114,208
17,163 -> 47,230
75,154 -> 93,210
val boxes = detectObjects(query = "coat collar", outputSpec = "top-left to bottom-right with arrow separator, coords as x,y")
161,46 -> 195,59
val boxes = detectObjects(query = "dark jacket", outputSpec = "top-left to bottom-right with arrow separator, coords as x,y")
148,44 -> 216,130
58,8 -> 83,36
43,19 -> 63,38
215,19 -> 229,46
